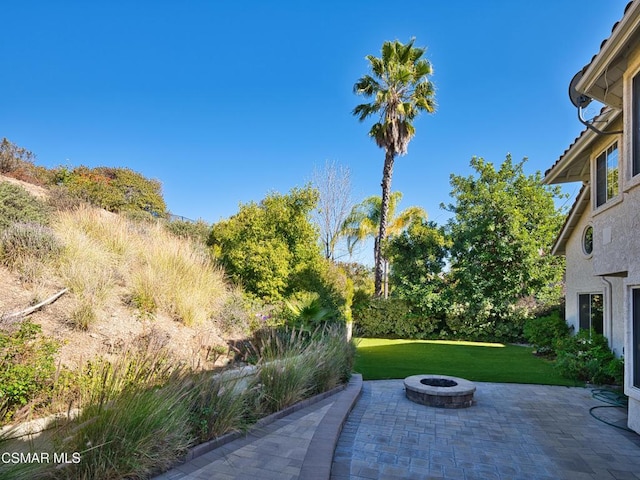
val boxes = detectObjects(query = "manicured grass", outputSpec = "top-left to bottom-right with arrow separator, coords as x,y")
354,338 -> 582,386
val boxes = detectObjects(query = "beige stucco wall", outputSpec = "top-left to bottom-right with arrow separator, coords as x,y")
564,203 -> 626,356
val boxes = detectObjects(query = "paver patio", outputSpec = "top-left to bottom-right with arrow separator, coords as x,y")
332,380 -> 640,480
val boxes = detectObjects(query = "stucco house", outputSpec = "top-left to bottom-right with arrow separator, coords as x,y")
543,0 -> 640,434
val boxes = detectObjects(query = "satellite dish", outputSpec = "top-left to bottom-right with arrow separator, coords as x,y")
569,70 -> 592,109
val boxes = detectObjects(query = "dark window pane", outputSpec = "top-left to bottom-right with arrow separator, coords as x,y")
591,294 -> 604,335
583,226 -> 593,255
579,294 -> 591,331
596,153 -> 607,207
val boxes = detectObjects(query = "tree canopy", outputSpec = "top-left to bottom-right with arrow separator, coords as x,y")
442,155 -> 566,339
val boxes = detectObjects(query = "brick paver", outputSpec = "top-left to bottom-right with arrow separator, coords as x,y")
155,401 -> 333,480
331,380 -> 640,480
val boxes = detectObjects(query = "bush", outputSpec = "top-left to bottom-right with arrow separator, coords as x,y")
555,330 -> 621,385
523,310 -> 570,354
54,380 -> 193,479
0,222 -> 62,269
165,218 -> 211,245
0,139 -> 35,175
354,297 -> 441,338
0,321 -> 58,423
54,165 -> 167,217
0,182 -> 50,230
445,300 -> 530,342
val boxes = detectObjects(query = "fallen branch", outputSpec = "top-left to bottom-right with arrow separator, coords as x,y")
1,288 -> 69,322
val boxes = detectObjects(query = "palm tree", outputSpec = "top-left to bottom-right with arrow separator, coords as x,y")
342,192 -> 427,297
353,38 -> 436,296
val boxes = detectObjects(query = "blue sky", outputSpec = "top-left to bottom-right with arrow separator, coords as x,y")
0,1 -> 628,238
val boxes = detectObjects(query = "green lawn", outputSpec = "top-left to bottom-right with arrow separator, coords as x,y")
354,338 -> 582,386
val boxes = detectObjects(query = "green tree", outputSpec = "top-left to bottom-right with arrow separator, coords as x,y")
443,155 -> 566,340
209,186 -> 350,324
210,187 -> 315,292
353,38 -> 436,296
342,192 -> 426,297
385,219 -> 449,324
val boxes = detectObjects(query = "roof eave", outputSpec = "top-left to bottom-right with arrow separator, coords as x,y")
576,1 -> 640,104
551,184 -> 590,256
543,108 -> 621,185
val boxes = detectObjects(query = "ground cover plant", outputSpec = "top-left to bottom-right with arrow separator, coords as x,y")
354,338 -> 581,385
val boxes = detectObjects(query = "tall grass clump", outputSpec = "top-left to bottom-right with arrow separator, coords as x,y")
54,212 -> 117,330
308,325 -> 355,394
253,326 -> 355,414
188,372 -> 249,443
50,345 -> 193,480
53,205 -> 228,326
131,225 -> 227,325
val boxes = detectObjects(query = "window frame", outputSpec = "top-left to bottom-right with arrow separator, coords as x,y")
595,141 -> 620,208
578,292 -> 604,335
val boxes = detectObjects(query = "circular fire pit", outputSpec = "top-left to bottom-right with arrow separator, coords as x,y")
404,374 -> 475,408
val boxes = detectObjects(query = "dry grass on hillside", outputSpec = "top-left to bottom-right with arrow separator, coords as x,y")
54,206 -> 228,328
1,196 -> 241,369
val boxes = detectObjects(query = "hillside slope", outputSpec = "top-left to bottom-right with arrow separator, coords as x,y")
0,174 -> 238,370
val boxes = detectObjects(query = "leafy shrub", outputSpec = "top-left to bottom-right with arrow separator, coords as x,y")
354,297 -> 441,338
445,300 -> 530,342
0,321 -> 58,422
282,291 -> 331,328
555,330 -> 621,384
54,165 -> 166,217
523,310 -> 571,354
165,218 -> 211,245
46,185 -> 86,211
0,182 -> 50,230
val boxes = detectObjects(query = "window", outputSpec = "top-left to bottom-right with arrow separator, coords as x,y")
595,142 -> 619,207
633,74 -> 640,177
583,225 -> 593,255
579,293 -> 603,334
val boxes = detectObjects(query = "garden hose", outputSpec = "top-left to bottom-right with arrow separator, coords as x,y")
589,388 -> 633,432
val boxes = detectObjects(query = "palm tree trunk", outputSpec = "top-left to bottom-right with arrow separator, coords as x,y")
375,151 -> 395,296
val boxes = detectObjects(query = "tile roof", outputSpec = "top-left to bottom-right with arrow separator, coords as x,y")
543,107 -> 618,181
545,2 -> 635,180
578,1 -> 635,79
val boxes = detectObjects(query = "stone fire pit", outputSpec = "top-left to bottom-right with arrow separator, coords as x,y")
404,374 -> 475,408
